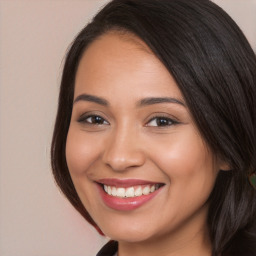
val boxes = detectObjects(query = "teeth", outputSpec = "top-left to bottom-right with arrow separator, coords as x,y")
134,186 -> 142,196
103,184 -> 161,198
107,186 -> 112,195
116,188 -> 126,198
111,187 -> 117,196
150,185 -> 155,193
125,187 -> 135,197
142,186 -> 150,195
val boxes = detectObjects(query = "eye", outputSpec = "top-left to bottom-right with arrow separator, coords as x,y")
146,116 -> 178,127
78,114 -> 109,125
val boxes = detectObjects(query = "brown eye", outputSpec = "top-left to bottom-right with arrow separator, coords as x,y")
147,116 -> 178,127
78,115 -> 109,125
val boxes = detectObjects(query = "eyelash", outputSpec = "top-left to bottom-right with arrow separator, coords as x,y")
78,114 -> 179,127
146,115 -> 179,127
78,114 -> 109,125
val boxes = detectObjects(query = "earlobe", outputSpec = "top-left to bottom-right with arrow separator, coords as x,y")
219,160 -> 231,171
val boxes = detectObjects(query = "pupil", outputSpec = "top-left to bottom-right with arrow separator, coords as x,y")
94,116 -> 103,124
157,118 -> 168,126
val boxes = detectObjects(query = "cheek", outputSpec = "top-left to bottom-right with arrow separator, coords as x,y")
148,128 -> 218,191
65,127 -> 100,177
65,127 -> 102,210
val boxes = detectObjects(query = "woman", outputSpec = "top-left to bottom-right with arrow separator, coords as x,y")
51,0 -> 256,255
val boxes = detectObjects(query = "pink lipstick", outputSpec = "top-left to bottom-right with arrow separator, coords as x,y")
96,179 -> 164,211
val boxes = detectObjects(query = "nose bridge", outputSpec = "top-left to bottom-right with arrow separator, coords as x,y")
103,122 -> 145,171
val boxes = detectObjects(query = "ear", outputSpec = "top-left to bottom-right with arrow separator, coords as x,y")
218,159 -> 231,171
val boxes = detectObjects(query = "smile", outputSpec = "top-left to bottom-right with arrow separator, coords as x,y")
97,179 -> 165,211
103,184 -> 161,198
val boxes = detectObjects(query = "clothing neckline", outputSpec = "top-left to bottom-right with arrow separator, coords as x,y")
96,240 -> 118,256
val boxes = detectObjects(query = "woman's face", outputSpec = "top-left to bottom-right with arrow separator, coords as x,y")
66,32 -> 222,245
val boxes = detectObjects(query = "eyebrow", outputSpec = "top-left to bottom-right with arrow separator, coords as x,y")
73,94 -> 109,106
138,97 -> 186,107
73,94 -> 185,107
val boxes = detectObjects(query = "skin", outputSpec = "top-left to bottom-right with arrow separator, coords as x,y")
66,32 -> 227,256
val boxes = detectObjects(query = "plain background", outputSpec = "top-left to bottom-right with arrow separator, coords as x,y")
0,1 -> 255,255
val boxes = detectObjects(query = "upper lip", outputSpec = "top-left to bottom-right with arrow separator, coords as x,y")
97,178 -> 164,188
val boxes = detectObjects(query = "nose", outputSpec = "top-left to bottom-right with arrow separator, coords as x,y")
102,126 -> 146,172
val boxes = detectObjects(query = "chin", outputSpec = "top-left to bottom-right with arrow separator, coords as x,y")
100,222 -> 155,243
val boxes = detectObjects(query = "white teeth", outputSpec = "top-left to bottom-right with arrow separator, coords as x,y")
111,187 -> 117,196
134,186 -> 142,196
142,186 -> 150,195
107,186 -> 112,195
116,188 -> 126,198
125,187 -> 135,197
103,184 -> 160,198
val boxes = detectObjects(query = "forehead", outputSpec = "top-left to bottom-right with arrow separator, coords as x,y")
74,31 -> 183,101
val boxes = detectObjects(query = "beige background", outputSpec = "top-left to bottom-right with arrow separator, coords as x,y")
0,1 -> 255,255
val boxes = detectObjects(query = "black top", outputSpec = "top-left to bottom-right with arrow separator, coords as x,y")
96,240 -> 118,256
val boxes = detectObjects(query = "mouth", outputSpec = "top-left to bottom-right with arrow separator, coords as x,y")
101,183 -> 162,198
96,179 -> 165,211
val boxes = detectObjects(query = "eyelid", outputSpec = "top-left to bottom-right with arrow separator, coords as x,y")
77,112 -> 110,125
145,114 -> 180,127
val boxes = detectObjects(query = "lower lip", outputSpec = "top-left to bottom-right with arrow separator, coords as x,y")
97,184 -> 163,211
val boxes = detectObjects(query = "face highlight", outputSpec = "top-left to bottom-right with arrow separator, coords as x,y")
66,32 -> 222,252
